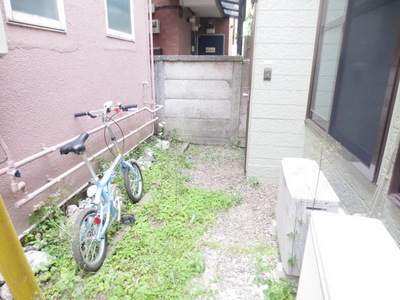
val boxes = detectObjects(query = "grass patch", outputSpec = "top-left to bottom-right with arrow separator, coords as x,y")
202,242 -> 276,257
31,139 -> 239,299
184,144 -> 244,164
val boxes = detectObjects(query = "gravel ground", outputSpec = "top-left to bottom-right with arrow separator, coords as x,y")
182,144 -> 279,299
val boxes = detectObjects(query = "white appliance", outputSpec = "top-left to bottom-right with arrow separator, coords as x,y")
276,158 -> 339,276
297,211 -> 400,300
152,20 -> 160,34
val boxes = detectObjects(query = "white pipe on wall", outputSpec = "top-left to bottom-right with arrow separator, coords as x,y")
0,106 -> 162,176
17,124 -> 158,239
14,117 -> 159,207
0,106 -> 163,207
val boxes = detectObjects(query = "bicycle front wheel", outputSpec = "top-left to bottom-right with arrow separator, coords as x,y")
72,208 -> 107,272
123,160 -> 143,203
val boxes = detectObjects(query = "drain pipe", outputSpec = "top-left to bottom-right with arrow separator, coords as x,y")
0,106 -> 163,207
0,135 -> 28,195
0,106 -> 162,177
17,128 -> 157,240
148,0 -> 156,109
15,116 -> 159,207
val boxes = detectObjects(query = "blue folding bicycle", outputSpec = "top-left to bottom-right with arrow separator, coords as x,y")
60,101 -> 143,271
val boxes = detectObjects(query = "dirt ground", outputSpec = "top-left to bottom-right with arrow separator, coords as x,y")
182,144 -> 279,299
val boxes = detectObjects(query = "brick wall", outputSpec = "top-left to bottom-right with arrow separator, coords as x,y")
152,0 -> 180,55
152,0 -> 231,55
178,6 -> 192,55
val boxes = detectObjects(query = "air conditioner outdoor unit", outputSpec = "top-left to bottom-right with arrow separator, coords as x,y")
152,20 -> 160,34
189,16 -> 200,31
276,158 -> 340,276
297,211 -> 400,299
0,9 -> 8,57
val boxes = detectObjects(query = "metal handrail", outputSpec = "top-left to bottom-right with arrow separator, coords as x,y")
0,105 -> 163,207
0,105 -> 162,176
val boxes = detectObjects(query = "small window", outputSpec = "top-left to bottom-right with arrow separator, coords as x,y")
4,0 -> 66,31
105,0 -> 135,41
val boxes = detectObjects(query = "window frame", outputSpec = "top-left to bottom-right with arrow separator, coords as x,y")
389,145 -> 400,206
307,0 -> 347,132
388,64 -> 400,205
3,0 -> 66,31
307,0 -> 400,183
104,0 -> 135,42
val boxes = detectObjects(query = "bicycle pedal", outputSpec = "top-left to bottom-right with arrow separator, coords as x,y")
120,214 -> 135,225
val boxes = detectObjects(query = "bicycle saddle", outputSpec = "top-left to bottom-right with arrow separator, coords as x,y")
60,132 -> 89,155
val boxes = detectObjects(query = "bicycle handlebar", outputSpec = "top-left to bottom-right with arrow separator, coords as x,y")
74,103 -> 138,118
74,112 -> 90,117
121,104 -> 137,111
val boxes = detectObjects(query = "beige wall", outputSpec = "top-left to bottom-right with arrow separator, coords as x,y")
246,0 -> 319,183
247,0 -> 400,244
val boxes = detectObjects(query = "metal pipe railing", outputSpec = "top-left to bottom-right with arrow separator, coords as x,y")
17,130 -> 155,240
14,116 -> 159,207
0,105 -> 163,207
0,105 -> 162,176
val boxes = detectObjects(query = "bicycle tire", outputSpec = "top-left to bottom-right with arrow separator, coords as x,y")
72,208 -> 107,272
123,160 -> 143,203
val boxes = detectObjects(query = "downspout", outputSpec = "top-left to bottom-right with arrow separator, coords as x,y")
0,135 -> 28,195
149,0 -> 156,108
237,0 -> 247,55
244,1 -> 257,175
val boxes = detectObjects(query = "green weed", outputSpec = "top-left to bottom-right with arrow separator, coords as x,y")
36,140 -> 238,299
264,278 -> 296,300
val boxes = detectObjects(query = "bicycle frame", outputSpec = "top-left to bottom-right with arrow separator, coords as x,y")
65,102 -> 144,272
91,171 -> 117,241
79,109 -> 128,241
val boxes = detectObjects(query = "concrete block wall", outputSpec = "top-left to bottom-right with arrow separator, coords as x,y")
246,0 -> 320,183
154,55 -> 243,144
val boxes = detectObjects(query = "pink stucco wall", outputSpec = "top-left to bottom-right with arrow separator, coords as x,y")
0,0 -> 154,234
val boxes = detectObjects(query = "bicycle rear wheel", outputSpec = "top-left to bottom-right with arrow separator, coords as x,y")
72,208 -> 107,272
123,160 -> 143,203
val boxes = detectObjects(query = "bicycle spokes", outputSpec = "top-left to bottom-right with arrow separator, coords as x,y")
72,208 -> 107,272
123,161 -> 143,203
